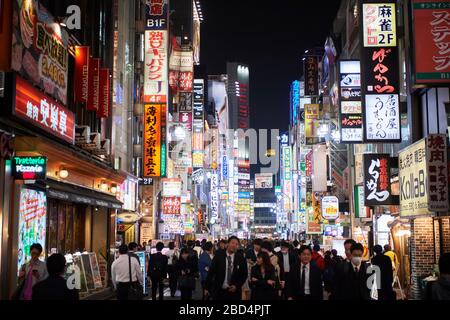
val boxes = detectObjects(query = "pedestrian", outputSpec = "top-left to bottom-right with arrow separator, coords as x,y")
148,241 -> 168,300
199,241 -> 214,300
261,241 -> 283,298
343,239 -> 357,262
32,253 -> 79,300
166,241 -> 179,297
111,244 -> 143,300
333,243 -> 371,300
384,244 -> 399,275
246,239 -> 262,264
250,252 -> 277,300
277,241 -> 297,299
128,242 -> 140,264
331,249 -> 343,264
176,248 -> 198,300
205,236 -> 248,300
371,245 -> 395,301
217,239 -> 227,253
323,250 -> 336,298
194,240 -> 203,257
426,253 -> 450,300
288,245 -> 323,301
311,244 -> 325,272
14,243 -> 48,300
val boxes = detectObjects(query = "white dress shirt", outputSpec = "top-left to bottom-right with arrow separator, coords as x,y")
222,252 -> 235,289
300,263 -> 311,295
111,254 -> 143,288
282,252 -> 290,273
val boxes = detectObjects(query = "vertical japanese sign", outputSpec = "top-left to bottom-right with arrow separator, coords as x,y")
144,30 -> 168,103
304,56 -> 318,96
282,145 -> 292,211
363,154 -> 394,206
192,79 -> 204,168
210,173 -> 219,223
146,0 -> 168,30
87,58 -> 100,112
361,1 -> 401,142
312,144 -> 327,192
305,104 -> 320,145
354,185 -> 369,218
290,81 -> 300,126
412,0 -> 450,84
426,134 -> 448,212
97,68 -> 111,118
74,46 -> 90,104
339,60 -> 363,142
143,104 -> 162,177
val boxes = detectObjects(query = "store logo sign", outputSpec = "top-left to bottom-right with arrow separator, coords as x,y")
11,156 -> 47,180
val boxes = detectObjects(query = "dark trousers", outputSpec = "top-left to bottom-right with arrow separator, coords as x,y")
282,272 -> 290,300
180,287 -> 193,300
214,288 -> 241,301
167,265 -> 178,296
151,276 -> 165,300
116,282 -> 130,300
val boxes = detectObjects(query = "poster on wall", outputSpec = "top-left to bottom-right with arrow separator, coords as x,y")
363,154 -> 396,206
17,188 -> 47,274
11,0 -> 69,105
88,253 -> 103,289
81,253 -> 96,291
72,254 -> 88,293
412,0 -> 450,84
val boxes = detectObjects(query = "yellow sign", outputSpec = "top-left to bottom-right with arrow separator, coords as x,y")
304,104 -> 319,144
143,104 -> 162,177
362,3 -> 397,47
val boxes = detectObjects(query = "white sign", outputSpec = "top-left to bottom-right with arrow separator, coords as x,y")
365,94 -> 400,141
210,174 -> 219,223
255,174 -> 273,189
341,101 -> 362,114
312,144 -> 327,192
322,196 -> 339,220
162,179 -> 182,197
144,30 -> 168,101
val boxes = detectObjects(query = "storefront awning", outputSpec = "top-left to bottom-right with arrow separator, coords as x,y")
45,179 -> 122,209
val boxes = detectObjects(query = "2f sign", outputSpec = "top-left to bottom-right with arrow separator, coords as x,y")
65,5 -> 81,30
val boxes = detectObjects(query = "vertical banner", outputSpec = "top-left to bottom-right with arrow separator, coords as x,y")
312,144 -> 327,192
354,185 -> 369,218
304,56 -> 319,96
210,173 -> 219,223
412,0 -> 450,84
74,46 -> 90,103
360,1 -> 401,143
160,103 -> 167,177
305,104 -> 320,145
363,154 -> 395,206
87,58 -> 100,111
143,104 -> 162,177
97,68 -> 111,118
426,134 -> 448,212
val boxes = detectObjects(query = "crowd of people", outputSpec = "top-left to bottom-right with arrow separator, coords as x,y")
12,238 -> 450,301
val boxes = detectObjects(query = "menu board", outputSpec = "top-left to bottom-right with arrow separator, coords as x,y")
81,253 -> 96,291
17,188 -> 47,274
72,254 -> 88,293
89,253 -> 103,289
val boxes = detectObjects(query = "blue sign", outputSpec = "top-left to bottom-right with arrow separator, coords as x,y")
290,81 -> 300,126
222,155 -> 228,179
238,192 -> 250,199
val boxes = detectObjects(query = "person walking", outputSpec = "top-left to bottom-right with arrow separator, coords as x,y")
371,245 -> 395,300
277,241 -> 297,299
128,242 -> 141,265
311,244 -> 325,272
205,236 -> 248,300
288,245 -> 323,301
198,241 -> 214,300
384,244 -> 399,275
426,253 -> 450,300
148,242 -> 168,300
250,252 -> 277,300
166,242 -> 179,297
194,240 -> 203,258
32,254 -> 79,300
176,248 -> 198,300
323,250 -> 336,298
261,241 -> 283,298
15,243 -> 48,300
111,244 -> 143,300
246,239 -> 262,265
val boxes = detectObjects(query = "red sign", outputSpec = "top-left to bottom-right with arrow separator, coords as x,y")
178,71 -> 193,91
162,197 -> 181,215
97,68 -> 111,118
14,76 -> 75,144
87,58 -> 100,111
413,0 -> 450,83
74,46 -> 90,103
238,83 -> 249,129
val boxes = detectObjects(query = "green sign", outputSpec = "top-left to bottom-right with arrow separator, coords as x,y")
11,156 -> 47,180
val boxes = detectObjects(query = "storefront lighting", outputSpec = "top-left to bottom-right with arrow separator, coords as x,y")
110,184 -> 117,194
100,181 -> 108,191
58,167 -> 69,179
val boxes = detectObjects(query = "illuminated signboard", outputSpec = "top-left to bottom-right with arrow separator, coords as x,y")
143,104 -> 162,177
145,0 -> 168,30
290,81 -> 300,126
11,156 -> 47,180
304,56 -> 318,96
362,2 -> 397,47
363,154 -> 395,206
144,30 -> 168,103
322,196 -> 339,220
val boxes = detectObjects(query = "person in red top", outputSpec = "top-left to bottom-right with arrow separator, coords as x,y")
311,244 -> 325,272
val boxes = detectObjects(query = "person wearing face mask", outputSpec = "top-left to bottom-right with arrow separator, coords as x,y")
276,241 -> 297,299
334,243 -> 371,300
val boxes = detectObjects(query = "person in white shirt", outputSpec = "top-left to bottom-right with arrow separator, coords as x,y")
111,244 -> 143,300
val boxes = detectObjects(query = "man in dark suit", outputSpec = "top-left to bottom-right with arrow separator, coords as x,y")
371,245 -> 395,300
277,241 -> 298,299
205,236 -> 248,300
334,243 -> 371,300
287,245 -> 323,300
245,238 -> 262,264
32,254 -> 78,300
148,242 -> 168,300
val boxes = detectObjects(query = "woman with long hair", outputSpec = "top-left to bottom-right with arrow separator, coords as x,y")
249,252 -> 277,300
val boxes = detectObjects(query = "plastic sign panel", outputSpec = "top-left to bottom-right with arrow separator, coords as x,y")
11,156 -> 47,180
255,173 -> 273,189
305,104 -> 320,145
362,2 -> 397,47
354,185 -> 369,218
143,104 -> 162,177
322,196 -> 339,220
412,0 -> 450,84
162,197 -> 181,215
14,76 -> 75,144
162,178 -> 182,197
145,0 -> 168,30
363,154 -> 394,206
144,30 -> 168,103
304,56 -> 319,96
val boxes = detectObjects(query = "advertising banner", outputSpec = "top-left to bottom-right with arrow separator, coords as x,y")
97,68 -> 111,118
312,144 -> 327,192
412,0 -> 450,84
363,154 -> 396,206
143,104 -> 162,177
162,197 -> 181,215
74,46 -> 90,103
322,196 -> 339,220
144,30 -> 168,103
304,56 -> 319,96
87,58 -> 100,111
210,173 -> 219,223
209,80 -> 228,135
362,2 -> 397,47
14,76 -> 75,144
305,104 -> 320,145
11,0 -> 69,104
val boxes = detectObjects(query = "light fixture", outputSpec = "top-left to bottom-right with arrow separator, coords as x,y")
58,167 -> 69,179
100,181 -> 108,191
110,184 -> 117,194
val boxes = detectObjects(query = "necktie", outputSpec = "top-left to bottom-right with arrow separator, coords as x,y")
300,265 -> 306,295
355,266 -> 359,273
227,256 -> 233,286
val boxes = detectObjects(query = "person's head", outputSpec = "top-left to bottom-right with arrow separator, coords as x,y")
156,242 -> 164,252
128,242 -> 138,252
293,240 -> 299,248
201,239 -> 207,245
180,248 -> 189,260
227,236 -> 240,254
203,241 -> 213,253
331,249 -> 338,257
30,243 -> 43,261
439,253 -> 450,275
324,250 -> 332,259
46,254 -> 66,276
195,240 -> 201,247
261,241 -> 273,254
313,244 -> 321,253
298,245 -> 313,265
168,242 -> 175,250
373,245 -> 383,255
280,241 -> 290,254
119,244 -> 129,255
350,243 -> 364,266
344,239 -> 356,260
384,244 -> 392,252
187,240 -> 195,248
256,252 -> 272,270
253,239 -> 263,252
219,239 -> 227,250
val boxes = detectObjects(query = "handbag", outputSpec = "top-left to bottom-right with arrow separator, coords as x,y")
128,255 -> 144,300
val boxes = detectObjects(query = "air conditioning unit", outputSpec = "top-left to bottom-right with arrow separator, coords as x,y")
83,132 -> 101,151
75,125 -> 90,145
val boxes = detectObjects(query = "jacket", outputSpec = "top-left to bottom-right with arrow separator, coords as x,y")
32,275 -> 79,300
276,251 -> 298,274
288,263 -> 324,300
148,252 -> 168,279
250,265 -> 277,300
198,251 -> 213,282
371,254 -> 395,300
176,257 -> 198,278
426,275 -> 450,300
311,252 -> 325,272
19,259 -> 48,289
333,261 -> 371,300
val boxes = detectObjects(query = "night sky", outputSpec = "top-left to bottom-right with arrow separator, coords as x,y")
201,0 -> 342,132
